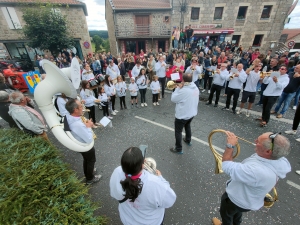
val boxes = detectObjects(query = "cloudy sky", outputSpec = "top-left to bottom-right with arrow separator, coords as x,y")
81,0 -> 300,30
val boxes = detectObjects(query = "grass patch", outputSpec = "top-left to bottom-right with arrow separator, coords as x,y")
0,129 -> 107,225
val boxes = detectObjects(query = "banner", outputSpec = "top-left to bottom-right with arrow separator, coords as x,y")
22,71 -> 41,93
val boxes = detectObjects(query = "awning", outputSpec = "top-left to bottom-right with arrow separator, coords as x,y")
194,28 -> 234,35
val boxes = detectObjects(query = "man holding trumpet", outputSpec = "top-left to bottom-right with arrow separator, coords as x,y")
212,131 -> 291,225
185,57 -> 202,88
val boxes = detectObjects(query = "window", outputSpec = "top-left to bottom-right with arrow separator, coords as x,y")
191,7 -> 200,20
261,5 -> 272,19
1,7 -> 22,29
252,35 -> 264,47
232,35 -> 241,46
214,7 -> 224,20
237,6 -> 248,20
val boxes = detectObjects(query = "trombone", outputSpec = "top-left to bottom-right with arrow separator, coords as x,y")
208,129 -> 278,208
260,72 -> 271,79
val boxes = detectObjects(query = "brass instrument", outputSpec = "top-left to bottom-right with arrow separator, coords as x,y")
208,129 -> 278,208
260,72 -> 271,79
191,67 -> 195,72
144,157 -> 157,175
80,116 -> 97,139
167,80 -> 178,90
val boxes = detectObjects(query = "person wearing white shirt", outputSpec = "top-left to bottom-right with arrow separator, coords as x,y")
212,131 -> 291,225
56,94 -> 69,117
81,64 -> 95,81
237,62 -> 262,117
259,65 -> 290,127
155,56 -> 167,98
222,63 -> 247,114
104,75 -> 118,115
136,68 -> 148,107
206,63 -> 229,107
115,75 -> 127,110
106,59 -> 120,83
128,77 -> 139,108
185,57 -> 202,87
150,75 -> 160,105
65,99 -> 102,185
131,59 -> 144,79
110,147 -> 176,225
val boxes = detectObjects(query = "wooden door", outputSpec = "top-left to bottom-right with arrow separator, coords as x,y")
135,15 -> 149,35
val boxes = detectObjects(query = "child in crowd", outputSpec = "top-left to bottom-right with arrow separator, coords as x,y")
136,68 -> 148,107
150,75 -> 160,106
115,75 -> 127,110
128,77 -> 139,108
104,75 -> 118,115
98,86 -> 112,119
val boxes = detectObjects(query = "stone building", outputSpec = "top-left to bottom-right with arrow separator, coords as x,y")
0,0 -> 92,61
171,0 -> 293,53
105,0 -> 172,56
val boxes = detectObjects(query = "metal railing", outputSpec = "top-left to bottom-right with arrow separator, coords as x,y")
115,25 -> 171,38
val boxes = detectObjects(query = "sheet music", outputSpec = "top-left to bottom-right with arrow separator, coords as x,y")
99,116 -> 111,127
171,73 -> 180,80
270,72 -> 280,78
231,68 -> 238,74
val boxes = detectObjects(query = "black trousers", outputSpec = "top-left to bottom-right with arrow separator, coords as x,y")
119,96 -> 126,108
153,94 -> 158,103
226,87 -> 240,111
208,84 -> 223,104
203,74 -> 213,90
262,96 -> 278,123
220,192 -> 250,225
102,102 -> 109,116
175,117 -> 193,151
258,83 -> 268,104
110,95 -> 116,111
158,77 -> 166,97
293,103 -> 300,130
80,146 -> 96,181
86,105 -> 96,123
139,88 -> 147,103
224,81 -> 229,94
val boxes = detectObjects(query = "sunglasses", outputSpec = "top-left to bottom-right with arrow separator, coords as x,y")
280,68 -> 286,70
269,132 -> 281,151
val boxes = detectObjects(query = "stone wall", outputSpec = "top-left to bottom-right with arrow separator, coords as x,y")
105,1 -> 117,56
0,5 -> 92,56
171,0 -> 293,53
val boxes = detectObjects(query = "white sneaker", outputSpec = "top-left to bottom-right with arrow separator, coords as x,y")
202,90 -> 206,92
285,130 -> 297,135
246,112 -> 250,117
111,112 -> 116,115
141,103 -> 144,107
296,170 -> 300,175
144,103 -> 147,106
293,106 -> 297,110
114,110 -> 119,113
156,102 -> 160,105
208,90 -> 210,94
236,109 -> 242,115
153,102 -> 156,106
296,138 -> 300,143
108,116 -> 113,119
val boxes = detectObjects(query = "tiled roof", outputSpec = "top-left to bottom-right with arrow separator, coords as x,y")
282,29 -> 300,41
109,0 -> 171,10
0,0 -> 84,4
287,0 -> 298,15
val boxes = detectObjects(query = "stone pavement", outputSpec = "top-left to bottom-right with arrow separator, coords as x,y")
1,87 -> 300,225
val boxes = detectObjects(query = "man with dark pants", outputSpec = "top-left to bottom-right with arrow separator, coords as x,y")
65,99 -> 101,185
222,64 -> 247,114
206,63 -> 229,107
259,66 -> 289,127
212,131 -> 291,225
155,56 -> 167,98
170,73 -> 199,154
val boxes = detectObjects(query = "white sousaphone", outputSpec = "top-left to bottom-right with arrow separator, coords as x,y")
34,58 -> 94,152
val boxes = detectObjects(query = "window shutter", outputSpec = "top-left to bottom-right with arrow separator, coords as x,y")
1,7 -> 15,29
7,7 -> 22,29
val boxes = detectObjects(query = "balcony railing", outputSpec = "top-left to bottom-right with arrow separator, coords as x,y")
115,25 -> 171,38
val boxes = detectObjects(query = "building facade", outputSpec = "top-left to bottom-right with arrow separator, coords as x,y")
171,0 -> 293,52
0,0 -> 92,61
105,0 -> 172,56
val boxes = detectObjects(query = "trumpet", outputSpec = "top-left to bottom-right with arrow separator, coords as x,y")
80,116 -> 97,139
176,67 -> 179,72
208,129 -> 278,208
260,72 -> 271,79
191,67 -> 195,72
167,80 -> 178,90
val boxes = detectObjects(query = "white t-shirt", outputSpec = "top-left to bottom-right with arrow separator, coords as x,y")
244,70 -> 261,93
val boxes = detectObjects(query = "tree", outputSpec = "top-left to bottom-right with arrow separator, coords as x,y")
21,3 -> 74,55
92,35 -> 103,52
103,39 -> 110,52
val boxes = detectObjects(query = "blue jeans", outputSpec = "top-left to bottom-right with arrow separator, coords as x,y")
174,39 -> 179,49
294,88 -> 300,107
274,92 -> 296,115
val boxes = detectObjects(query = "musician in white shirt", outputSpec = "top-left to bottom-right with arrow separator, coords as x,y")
106,59 -> 120,83
185,57 -> 202,88
131,59 -> 144,79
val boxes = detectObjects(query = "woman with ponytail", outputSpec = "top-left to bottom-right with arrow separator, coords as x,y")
110,147 -> 176,225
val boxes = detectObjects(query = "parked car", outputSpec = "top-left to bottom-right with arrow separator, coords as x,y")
0,59 -> 34,72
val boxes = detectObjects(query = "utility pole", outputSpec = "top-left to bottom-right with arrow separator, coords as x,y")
179,0 -> 187,29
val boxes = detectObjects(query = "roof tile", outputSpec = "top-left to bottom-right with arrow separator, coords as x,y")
0,0 -> 84,5
282,29 -> 300,41
109,0 -> 171,10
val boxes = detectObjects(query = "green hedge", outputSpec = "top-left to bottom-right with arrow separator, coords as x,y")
0,129 -> 107,225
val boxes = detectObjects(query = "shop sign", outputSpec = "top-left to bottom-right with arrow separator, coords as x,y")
191,24 -> 222,29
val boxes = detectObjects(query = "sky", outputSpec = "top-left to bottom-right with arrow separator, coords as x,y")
80,0 -> 300,31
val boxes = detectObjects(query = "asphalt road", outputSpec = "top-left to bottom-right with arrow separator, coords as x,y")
2,87 -> 300,225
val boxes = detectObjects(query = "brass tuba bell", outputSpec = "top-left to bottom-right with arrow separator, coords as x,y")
167,80 -> 177,90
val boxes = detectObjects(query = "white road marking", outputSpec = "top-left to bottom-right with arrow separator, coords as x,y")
135,115 -> 300,191
287,180 -> 300,191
